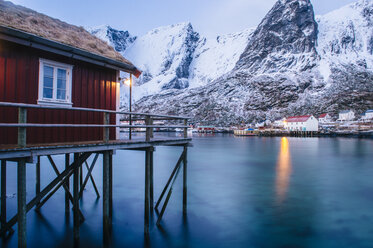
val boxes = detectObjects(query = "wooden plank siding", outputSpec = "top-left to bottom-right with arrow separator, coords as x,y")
0,41 -> 118,145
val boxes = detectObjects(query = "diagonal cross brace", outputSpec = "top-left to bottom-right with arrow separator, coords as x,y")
79,153 -> 100,199
156,158 -> 183,226
0,152 -> 91,236
34,156 -> 85,222
155,150 -> 185,210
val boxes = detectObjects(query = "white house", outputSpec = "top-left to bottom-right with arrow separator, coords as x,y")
284,115 -> 319,132
273,118 -> 286,128
318,113 -> 332,123
338,110 -> 355,121
362,110 -> 373,120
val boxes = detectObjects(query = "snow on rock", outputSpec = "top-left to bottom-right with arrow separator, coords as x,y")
87,25 -> 136,53
123,22 -> 199,100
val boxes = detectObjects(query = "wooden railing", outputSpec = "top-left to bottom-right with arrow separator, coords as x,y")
0,102 -> 190,147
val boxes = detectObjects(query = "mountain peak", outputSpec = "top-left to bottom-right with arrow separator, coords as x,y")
234,0 -> 318,73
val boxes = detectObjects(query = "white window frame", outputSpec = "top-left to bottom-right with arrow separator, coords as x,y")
38,58 -> 73,106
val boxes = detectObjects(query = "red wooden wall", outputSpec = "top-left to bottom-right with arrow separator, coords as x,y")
0,40 -> 118,145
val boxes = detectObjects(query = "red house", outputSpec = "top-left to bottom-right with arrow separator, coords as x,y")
0,1 -> 140,145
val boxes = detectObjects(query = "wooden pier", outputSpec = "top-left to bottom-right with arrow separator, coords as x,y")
0,102 -> 191,247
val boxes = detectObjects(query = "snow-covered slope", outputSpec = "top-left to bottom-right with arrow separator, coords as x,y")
188,28 -> 254,88
91,0 -> 373,125
123,22 -> 199,100
316,0 -> 373,81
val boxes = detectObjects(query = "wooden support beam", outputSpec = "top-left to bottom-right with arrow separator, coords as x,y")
184,119 -> 188,138
145,116 -> 151,142
73,153 -> 79,246
155,150 -> 185,209
1,160 -> 11,236
103,151 -> 111,246
0,153 -> 91,236
18,107 -> 27,148
156,160 -> 182,226
79,154 -> 100,199
65,154 -> 70,214
144,148 -> 150,234
36,157 -> 40,205
103,113 -> 110,143
183,146 -> 188,214
109,153 -> 113,220
17,158 -> 26,247
149,148 -> 154,210
36,156 -> 85,221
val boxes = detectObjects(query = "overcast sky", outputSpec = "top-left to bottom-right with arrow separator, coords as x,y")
10,0 -> 357,37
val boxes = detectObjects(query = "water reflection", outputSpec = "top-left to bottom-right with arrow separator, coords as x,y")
275,137 -> 292,204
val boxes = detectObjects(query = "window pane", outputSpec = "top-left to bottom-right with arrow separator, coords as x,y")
57,89 -> 66,100
57,78 -> 66,90
43,87 -> 53,99
43,76 -> 53,88
57,68 -> 66,80
44,65 -> 53,77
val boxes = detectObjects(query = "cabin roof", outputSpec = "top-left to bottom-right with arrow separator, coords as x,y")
286,115 -> 312,122
0,0 -> 140,76
319,113 -> 328,118
366,110 -> 373,113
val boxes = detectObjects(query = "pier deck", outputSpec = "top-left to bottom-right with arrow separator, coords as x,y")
0,102 -> 191,247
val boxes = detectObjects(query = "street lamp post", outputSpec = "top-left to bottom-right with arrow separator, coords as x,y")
129,74 -> 132,140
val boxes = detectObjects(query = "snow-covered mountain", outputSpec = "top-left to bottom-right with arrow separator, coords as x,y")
91,0 -> 373,125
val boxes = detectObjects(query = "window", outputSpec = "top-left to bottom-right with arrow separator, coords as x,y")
38,59 -> 73,106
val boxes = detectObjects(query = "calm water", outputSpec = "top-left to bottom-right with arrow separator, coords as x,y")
2,134 -> 373,248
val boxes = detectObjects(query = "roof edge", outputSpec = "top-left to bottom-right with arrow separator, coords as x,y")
0,25 -> 141,76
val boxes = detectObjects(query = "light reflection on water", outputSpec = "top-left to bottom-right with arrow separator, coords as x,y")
275,137 -> 292,204
1,134 -> 373,248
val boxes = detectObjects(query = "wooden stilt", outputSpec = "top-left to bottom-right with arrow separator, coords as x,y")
73,153 -> 79,247
144,149 -> 150,234
65,154 -> 70,214
36,156 -> 40,206
183,146 -> 188,214
109,152 -> 113,220
149,148 -> 154,210
103,151 -> 111,247
1,160 -> 6,235
17,158 -> 26,248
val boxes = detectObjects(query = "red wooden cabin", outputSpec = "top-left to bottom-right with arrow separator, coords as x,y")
0,1 -> 140,145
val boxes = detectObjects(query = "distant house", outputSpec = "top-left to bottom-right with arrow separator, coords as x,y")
362,110 -> 373,120
338,110 -> 355,121
318,113 -> 332,123
273,118 -> 286,128
0,1 -> 141,145
284,115 -> 319,132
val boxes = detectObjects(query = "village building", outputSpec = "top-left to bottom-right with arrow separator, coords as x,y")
0,1 -> 141,144
338,110 -> 355,121
273,118 -> 286,128
318,113 -> 332,123
362,110 -> 373,120
284,115 -> 319,132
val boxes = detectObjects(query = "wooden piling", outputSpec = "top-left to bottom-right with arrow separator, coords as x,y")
73,153 -> 79,246
65,154 -> 69,213
109,152 -> 113,220
36,157 -> 40,206
1,160 -> 6,235
149,148 -> 154,210
18,107 -> 27,148
144,149 -> 150,234
103,151 -> 111,246
183,146 -> 188,214
17,158 -> 26,248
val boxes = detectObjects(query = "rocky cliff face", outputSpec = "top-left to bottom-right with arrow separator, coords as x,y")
92,0 -> 373,125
